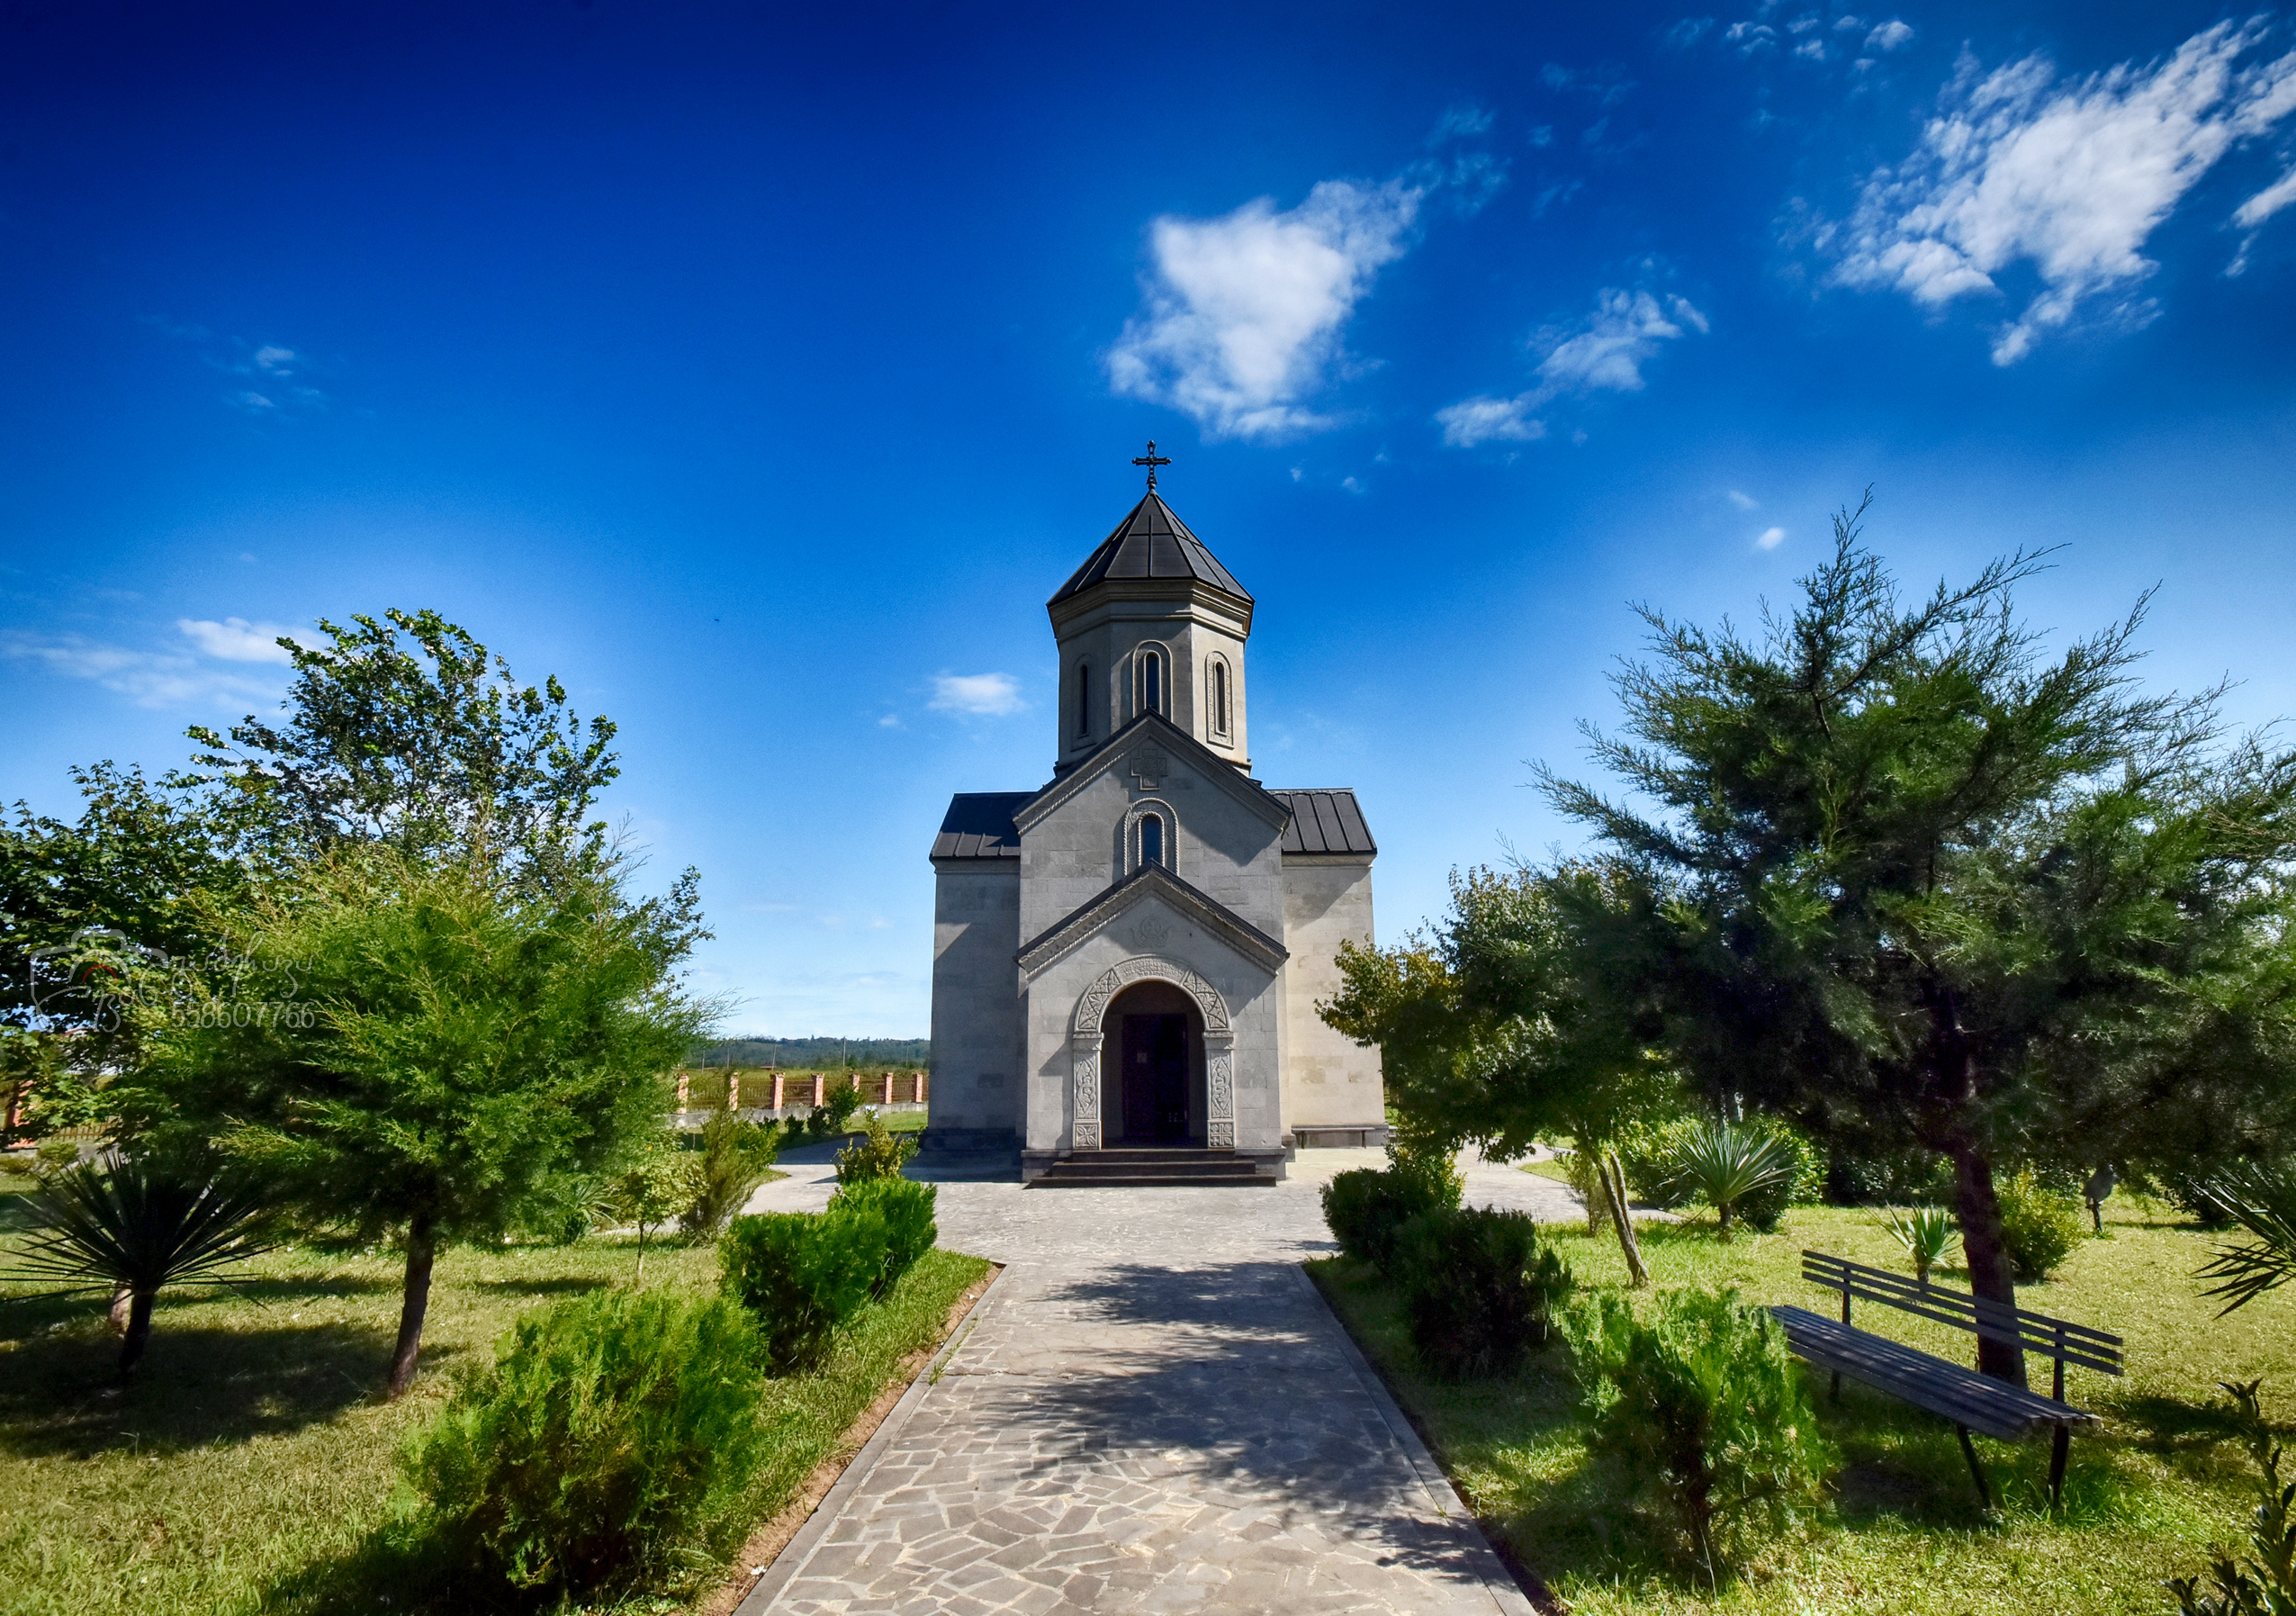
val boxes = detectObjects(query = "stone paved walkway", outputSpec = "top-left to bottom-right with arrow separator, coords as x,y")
734,1150 -> 1573,1615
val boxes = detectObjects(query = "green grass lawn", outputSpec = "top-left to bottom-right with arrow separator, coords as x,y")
1312,1200 -> 2296,1615
0,1218 -> 988,1616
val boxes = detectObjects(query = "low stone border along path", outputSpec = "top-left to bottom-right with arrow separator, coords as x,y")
733,1148 -> 1575,1615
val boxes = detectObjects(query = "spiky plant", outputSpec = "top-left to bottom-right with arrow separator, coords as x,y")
1661,1121 -> 1797,1238
2196,1162 -> 2296,1316
1883,1204 -> 1958,1287
6,1152 -> 275,1374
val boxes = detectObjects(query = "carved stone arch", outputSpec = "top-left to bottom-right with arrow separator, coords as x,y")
1069,955 -> 1236,1151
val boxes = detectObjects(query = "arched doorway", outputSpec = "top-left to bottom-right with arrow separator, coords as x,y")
1098,980 -> 1206,1145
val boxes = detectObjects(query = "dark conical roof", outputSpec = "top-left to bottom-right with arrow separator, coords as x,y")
1049,492 -> 1251,607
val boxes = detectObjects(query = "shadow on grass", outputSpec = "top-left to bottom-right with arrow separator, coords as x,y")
0,1316 -> 439,1456
470,1275 -> 616,1296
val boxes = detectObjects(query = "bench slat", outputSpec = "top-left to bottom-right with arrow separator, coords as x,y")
1770,1306 -> 2098,1442
1801,1250 -> 2123,1374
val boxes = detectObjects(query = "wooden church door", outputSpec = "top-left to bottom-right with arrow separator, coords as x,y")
1121,1013 -> 1190,1143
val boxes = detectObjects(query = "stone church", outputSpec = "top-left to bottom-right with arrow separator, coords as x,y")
926,464 -> 1384,1182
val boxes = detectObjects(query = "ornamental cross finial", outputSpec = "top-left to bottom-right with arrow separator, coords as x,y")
1131,440 -> 1171,490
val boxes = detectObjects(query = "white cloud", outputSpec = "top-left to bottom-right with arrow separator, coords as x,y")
877,712 -> 903,729
1756,526 -> 1787,549
1795,40 -> 1826,62
1436,397 -> 1547,447
1436,288 -> 1707,447
1534,289 -> 1706,391
2234,163 -> 2296,229
176,617 -> 314,663
1726,22 -> 1777,56
1865,19 -> 1914,52
1824,23 -> 2296,364
929,672 -> 1024,717
1664,18 -> 1715,50
1835,16 -> 1867,33
1728,489 -> 1759,510
1106,177 -> 1427,439
1430,103 -> 1493,141
1,631 -> 283,709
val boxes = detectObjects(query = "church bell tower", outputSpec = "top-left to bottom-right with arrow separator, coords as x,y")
1045,445 -> 1253,777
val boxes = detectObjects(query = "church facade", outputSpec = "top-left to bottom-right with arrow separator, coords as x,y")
926,475 -> 1384,1180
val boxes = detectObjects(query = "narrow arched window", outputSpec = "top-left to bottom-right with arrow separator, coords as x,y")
1076,664 -> 1091,738
1140,813 -> 1165,868
1211,662 -> 1229,736
1142,650 -> 1163,716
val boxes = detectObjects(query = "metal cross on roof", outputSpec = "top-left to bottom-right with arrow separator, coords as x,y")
1131,441 -> 1171,490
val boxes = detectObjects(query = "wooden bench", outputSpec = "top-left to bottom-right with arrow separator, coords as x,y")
1768,1250 -> 2122,1510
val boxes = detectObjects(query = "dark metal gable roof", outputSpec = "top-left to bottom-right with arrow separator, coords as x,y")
1049,492 -> 1251,607
1270,789 -> 1377,856
930,791 -> 1034,861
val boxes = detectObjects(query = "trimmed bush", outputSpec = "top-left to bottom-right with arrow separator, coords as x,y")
1320,1155 -> 1462,1271
808,1082 -> 864,1139
404,1288 -> 769,1602
834,1110 -> 917,1186
1567,1286 -> 1833,1585
1398,1206 -> 1572,1379
720,1210 -> 881,1372
1994,1166 -> 2084,1281
832,1177 -> 937,1298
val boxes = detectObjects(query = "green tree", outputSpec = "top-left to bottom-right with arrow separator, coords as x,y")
185,608 -> 623,884
0,764 -> 253,1141
1323,862 -> 1682,1285
1539,500 -> 2296,1383
125,847 -> 711,1396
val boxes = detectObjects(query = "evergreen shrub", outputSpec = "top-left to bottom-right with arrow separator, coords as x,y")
680,1109 -> 782,1240
1320,1154 -> 1461,1271
1398,1205 -> 1572,1379
720,1210 -> 881,1372
404,1288 -> 769,1602
834,1110 -> 917,1185
808,1082 -> 864,1139
1822,1145 -> 1956,1207
1994,1166 -> 2084,1280
832,1177 -> 937,1298
1567,1286 -> 1833,1584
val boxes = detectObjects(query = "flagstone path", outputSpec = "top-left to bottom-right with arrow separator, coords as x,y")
733,1148 -> 1572,1615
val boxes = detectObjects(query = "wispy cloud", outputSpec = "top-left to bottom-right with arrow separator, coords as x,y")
1728,489 -> 1759,510
1821,23 -> 2296,363
929,672 -> 1024,717
3,632 -> 280,709
146,320 -> 333,414
1756,525 -> 1787,550
1437,288 -> 1709,447
1106,177 -> 1429,440
176,617 -> 317,663
1866,19 -> 1914,52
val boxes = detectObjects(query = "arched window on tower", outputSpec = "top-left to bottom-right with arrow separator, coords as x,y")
1076,664 -> 1092,738
1211,661 -> 1230,737
1139,813 -> 1165,869
1141,649 -> 1164,717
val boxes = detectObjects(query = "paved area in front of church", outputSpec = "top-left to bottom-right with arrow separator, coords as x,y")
734,1149 -> 1570,1615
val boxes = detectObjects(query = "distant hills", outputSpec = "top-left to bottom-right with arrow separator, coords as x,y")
688,1036 -> 932,1070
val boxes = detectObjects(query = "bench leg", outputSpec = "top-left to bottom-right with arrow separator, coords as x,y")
2048,1424 -> 2069,1512
1956,1424 -> 1994,1511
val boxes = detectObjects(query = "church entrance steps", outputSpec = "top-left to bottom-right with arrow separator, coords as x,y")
1029,1147 -> 1274,1187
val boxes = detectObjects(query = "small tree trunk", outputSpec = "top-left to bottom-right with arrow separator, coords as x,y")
108,1283 -> 132,1335
1949,1145 -> 2026,1387
387,1214 -> 437,1400
116,1288 -> 155,1377
1603,1149 -> 1652,1287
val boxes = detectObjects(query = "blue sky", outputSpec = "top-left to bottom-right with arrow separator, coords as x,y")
5,0 -> 2294,1035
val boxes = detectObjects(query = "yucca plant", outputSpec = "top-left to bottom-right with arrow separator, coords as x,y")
5,1151 -> 275,1374
2195,1162 -> 2296,1316
1883,1205 -> 1958,1287
1661,1121 -> 1798,1238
